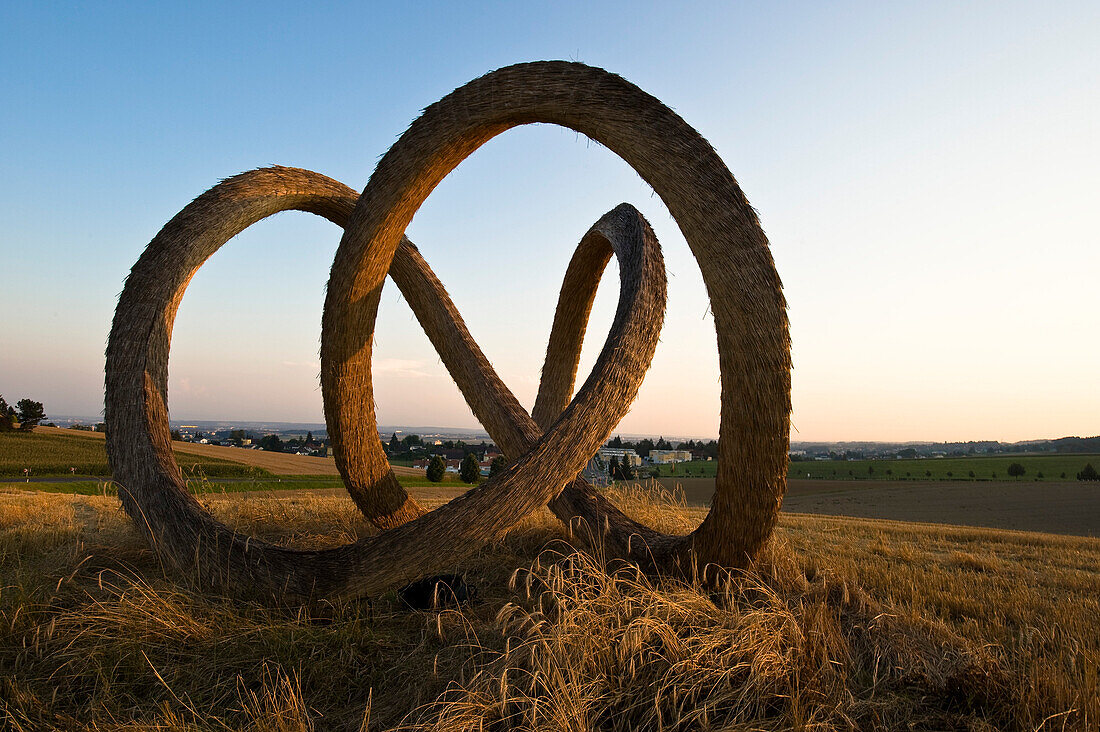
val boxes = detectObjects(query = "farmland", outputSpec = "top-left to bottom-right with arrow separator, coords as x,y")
0,427 -> 267,478
1,427 -> 423,478
0,474 -> 475,497
646,453 -> 1100,482
0,485 -> 1096,729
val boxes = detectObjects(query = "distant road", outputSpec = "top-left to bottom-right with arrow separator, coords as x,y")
657,477 -> 1100,538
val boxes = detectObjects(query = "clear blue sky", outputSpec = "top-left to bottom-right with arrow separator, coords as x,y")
2,1 -> 1097,442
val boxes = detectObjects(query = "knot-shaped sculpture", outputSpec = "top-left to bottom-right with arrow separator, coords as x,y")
105,61 -> 791,599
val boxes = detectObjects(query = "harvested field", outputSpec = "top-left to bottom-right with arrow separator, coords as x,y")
657,476 -> 1100,537
18,426 -> 421,477
0,485 -> 1096,729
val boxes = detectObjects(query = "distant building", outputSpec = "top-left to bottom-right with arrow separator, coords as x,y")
597,448 -> 642,467
411,458 -> 463,473
650,449 -> 692,464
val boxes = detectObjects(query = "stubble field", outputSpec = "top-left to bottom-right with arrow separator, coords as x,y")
0,484 -> 1096,730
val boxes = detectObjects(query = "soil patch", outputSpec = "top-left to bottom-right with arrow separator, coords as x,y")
656,476 -> 1100,537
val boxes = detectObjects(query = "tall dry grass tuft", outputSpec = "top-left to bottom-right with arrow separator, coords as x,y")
398,536 -> 1005,731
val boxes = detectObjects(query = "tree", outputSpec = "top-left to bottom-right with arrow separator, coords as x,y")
306,431 -> 314,445
388,432 -> 400,453
1078,463 -> 1099,481
15,399 -> 45,431
621,458 -> 635,481
489,456 -> 507,478
608,456 -> 621,480
426,455 -> 446,483
1007,462 -> 1026,478
259,434 -> 284,453
0,396 -> 14,431
459,453 -> 481,484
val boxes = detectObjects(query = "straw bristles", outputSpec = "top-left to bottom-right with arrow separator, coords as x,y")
104,61 -> 791,600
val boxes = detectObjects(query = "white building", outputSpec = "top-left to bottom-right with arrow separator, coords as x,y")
596,448 -> 642,467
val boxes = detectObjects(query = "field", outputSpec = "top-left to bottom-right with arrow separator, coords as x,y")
789,454 -> 1100,482
0,476 -> 478,498
648,477 -> 1100,537
0,428 -> 267,478
0,484 -> 1096,730
646,454 -> 1100,482
2,427 -> 422,478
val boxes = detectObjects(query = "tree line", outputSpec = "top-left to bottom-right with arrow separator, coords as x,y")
0,395 -> 46,431
605,435 -> 717,459
424,453 -> 507,484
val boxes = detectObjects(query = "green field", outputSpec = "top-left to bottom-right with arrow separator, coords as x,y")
644,453 -> 1100,482
0,430 -> 271,478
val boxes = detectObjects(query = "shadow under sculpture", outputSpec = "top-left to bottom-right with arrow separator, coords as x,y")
104,61 -> 791,600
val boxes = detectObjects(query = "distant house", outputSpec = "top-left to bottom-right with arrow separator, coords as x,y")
597,448 -> 642,467
650,449 -> 692,464
411,457 -> 462,471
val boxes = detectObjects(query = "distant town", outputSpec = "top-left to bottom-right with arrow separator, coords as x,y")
36,414 -> 1100,482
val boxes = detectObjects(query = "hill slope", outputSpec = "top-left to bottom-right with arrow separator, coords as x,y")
4,426 -> 420,477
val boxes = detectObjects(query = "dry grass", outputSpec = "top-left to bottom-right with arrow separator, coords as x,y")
0,483 -> 1096,730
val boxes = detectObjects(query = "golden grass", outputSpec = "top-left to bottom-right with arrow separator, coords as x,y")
0,484 -> 1096,730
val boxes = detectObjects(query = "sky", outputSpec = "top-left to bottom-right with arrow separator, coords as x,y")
1,1 -> 1097,443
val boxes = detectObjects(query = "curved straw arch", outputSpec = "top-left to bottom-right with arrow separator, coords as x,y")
325,61 -> 791,571
104,166 -> 665,599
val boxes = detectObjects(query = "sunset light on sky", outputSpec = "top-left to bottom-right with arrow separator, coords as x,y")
2,1 -> 1097,442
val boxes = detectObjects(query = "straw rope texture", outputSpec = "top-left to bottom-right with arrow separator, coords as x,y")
105,61 -> 791,600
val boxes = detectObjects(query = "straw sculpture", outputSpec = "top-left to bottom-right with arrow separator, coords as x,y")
105,61 -> 791,599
